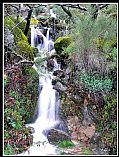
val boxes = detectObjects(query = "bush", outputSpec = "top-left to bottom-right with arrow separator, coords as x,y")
4,65 -> 38,155
4,127 -> 33,155
97,93 -> 117,155
80,74 -> 112,93
70,9 -> 117,75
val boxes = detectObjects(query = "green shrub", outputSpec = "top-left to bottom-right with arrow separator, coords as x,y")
97,93 -> 117,155
80,74 -> 112,92
82,147 -> 91,155
4,107 -> 23,130
58,140 -> 75,148
70,10 -> 117,75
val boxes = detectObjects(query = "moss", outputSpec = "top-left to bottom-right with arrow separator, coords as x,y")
4,16 -> 28,43
18,16 -> 27,32
15,40 -> 36,61
17,16 -> 31,38
21,66 -> 39,123
4,16 -> 15,30
58,140 -> 75,148
30,18 -> 39,25
54,36 -> 72,54
13,27 -> 28,43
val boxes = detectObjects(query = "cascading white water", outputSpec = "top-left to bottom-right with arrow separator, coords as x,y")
31,26 -> 55,54
18,26 -> 60,156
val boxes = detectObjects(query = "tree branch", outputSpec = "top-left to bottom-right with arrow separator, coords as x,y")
97,4 -> 109,10
60,5 -> 72,17
11,17 -> 26,31
9,4 -> 19,11
77,4 -> 87,11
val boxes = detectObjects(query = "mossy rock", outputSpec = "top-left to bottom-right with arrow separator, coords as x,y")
13,27 -> 28,44
4,16 -> 15,30
4,16 -> 28,44
15,40 -> 36,61
54,36 -> 72,54
18,16 -> 31,37
18,16 -> 27,32
21,66 -> 39,123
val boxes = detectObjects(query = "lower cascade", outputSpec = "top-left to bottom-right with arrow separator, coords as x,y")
18,76 -> 60,156
18,27 -> 61,156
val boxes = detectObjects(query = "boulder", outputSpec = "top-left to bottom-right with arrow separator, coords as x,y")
54,36 -> 72,68
4,27 -> 14,50
47,128 -> 71,145
54,36 -> 72,54
53,81 -> 67,92
53,70 -> 65,78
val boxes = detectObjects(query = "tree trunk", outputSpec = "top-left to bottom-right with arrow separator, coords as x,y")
24,9 -> 33,36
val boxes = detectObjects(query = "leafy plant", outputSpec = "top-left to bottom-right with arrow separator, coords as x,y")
58,140 -> 75,148
82,147 -> 91,155
4,144 -> 15,155
70,7 -> 117,75
97,93 -> 117,155
80,74 -> 112,92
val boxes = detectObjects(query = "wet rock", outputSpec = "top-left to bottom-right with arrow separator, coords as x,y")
58,107 -> 69,133
89,132 -> 101,145
4,27 -> 14,50
53,70 -> 65,78
47,59 -> 54,71
47,128 -> 71,145
53,81 -> 67,92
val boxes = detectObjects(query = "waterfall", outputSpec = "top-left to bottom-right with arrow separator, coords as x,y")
18,26 -> 60,156
31,26 -> 55,55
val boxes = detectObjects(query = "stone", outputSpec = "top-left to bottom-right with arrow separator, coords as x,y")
53,70 -> 65,78
54,36 -> 72,54
47,128 -> 71,145
83,124 -> 95,139
89,132 -> 101,145
4,27 -> 14,50
71,132 -> 78,140
47,59 -> 54,71
53,81 -> 67,92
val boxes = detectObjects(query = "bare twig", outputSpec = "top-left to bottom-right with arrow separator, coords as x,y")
11,17 -> 26,31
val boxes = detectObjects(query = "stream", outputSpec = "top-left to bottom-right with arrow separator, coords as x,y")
17,25 -> 62,156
